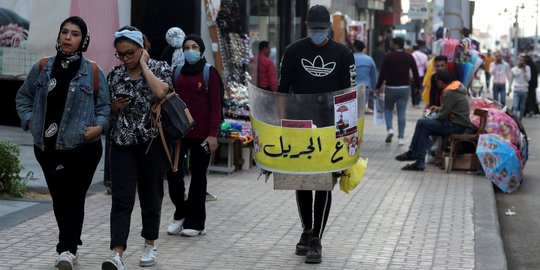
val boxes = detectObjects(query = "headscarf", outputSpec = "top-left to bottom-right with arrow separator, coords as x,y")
166,27 -> 186,69
114,29 -> 144,47
55,16 -> 89,69
181,34 -> 207,76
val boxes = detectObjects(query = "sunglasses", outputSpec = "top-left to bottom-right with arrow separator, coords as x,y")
115,48 -> 139,60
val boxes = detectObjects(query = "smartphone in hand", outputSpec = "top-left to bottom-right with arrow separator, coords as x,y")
201,142 -> 210,154
115,93 -> 132,100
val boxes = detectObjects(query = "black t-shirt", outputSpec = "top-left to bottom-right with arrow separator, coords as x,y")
278,38 -> 356,94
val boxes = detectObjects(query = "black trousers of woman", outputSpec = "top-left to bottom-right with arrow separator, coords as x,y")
166,137 -> 210,230
525,86 -> 540,115
296,190 -> 332,239
34,140 -> 102,255
109,139 -> 166,250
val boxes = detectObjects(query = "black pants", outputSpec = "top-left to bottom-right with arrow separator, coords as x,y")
109,140 -> 166,250
296,190 -> 332,239
410,77 -> 423,106
166,138 -> 210,230
34,140 -> 102,255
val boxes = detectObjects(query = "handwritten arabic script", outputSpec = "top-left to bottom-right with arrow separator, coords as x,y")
262,136 -> 344,163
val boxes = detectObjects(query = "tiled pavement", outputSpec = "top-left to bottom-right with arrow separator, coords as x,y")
0,107 -> 505,270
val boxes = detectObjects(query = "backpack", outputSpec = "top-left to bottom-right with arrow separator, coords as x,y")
172,63 -> 225,122
38,57 -> 100,101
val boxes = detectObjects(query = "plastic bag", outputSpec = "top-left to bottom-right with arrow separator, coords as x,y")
339,157 -> 368,194
536,88 -> 540,104
373,95 -> 385,126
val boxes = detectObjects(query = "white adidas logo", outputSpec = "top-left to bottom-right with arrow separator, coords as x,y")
301,55 -> 336,77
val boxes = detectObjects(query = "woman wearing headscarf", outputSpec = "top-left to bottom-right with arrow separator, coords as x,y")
102,25 -> 171,270
524,55 -> 539,117
15,16 -> 110,269
165,34 -> 222,237
163,26 -> 186,69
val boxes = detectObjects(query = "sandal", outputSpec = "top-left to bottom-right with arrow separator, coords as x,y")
401,163 -> 425,171
395,151 -> 416,161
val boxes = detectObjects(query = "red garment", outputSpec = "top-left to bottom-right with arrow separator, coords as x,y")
257,53 -> 277,92
175,70 -> 221,138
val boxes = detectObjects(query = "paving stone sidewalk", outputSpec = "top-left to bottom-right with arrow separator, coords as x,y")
0,107 -> 506,270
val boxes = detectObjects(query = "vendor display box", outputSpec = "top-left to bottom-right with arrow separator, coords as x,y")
273,173 -> 337,191
452,153 -> 479,171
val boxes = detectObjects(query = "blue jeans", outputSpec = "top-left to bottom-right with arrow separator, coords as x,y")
385,86 -> 410,138
513,91 -> 528,121
492,83 -> 506,105
409,118 -> 466,169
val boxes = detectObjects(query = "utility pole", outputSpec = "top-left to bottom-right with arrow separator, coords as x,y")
535,0 -> 539,51
443,0 -> 462,39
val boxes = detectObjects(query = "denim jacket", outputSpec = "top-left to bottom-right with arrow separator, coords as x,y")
16,57 -> 111,150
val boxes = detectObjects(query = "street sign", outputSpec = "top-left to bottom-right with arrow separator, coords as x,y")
409,0 -> 428,20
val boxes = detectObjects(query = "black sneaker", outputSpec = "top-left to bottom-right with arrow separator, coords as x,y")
295,232 -> 312,255
305,238 -> 322,264
385,133 -> 393,143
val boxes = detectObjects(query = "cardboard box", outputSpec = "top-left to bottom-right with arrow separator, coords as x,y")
452,153 -> 479,171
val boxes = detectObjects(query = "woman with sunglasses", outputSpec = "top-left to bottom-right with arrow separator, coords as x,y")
102,26 -> 172,270
15,16 -> 110,269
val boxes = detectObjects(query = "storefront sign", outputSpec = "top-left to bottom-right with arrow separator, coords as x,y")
409,0 -> 428,20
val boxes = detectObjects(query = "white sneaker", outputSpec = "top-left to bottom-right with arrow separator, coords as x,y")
180,228 -> 207,237
398,138 -> 405,145
139,243 -> 157,267
167,218 -> 185,235
206,192 -> 218,201
55,251 -> 76,270
102,251 -> 124,270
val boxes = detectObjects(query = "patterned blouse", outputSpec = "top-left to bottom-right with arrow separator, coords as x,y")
108,59 -> 172,146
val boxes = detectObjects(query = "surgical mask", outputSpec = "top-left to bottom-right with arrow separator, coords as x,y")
308,29 -> 329,45
184,49 -> 201,64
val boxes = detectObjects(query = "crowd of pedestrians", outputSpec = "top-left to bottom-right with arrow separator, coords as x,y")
13,5 -> 540,270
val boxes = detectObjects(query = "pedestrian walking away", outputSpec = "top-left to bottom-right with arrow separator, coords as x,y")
411,44 -> 428,107
165,34 -> 223,237
102,25 -> 172,270
15,16 -> 111,270
277,4 -> 356,264
376,37 -> 421,145
352,39 -> 377,113
483,49 -> 495,91
524,55 -> 540,117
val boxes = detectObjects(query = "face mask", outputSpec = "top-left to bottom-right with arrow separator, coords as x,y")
308,29 -> 328,45
184,49 -> 201,64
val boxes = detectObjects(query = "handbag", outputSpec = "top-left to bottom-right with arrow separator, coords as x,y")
151,92 -> 195,171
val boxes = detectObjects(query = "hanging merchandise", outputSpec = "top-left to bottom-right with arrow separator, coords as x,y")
215,0 -> 251,121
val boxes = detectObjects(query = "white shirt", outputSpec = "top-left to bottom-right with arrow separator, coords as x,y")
509,65 -> 531,92
411,50 -> 428,77
489,61 -> 511,85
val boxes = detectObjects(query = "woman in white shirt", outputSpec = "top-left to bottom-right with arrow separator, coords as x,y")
508,54 -> 531,121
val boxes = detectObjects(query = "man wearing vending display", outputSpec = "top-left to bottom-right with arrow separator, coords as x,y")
277,4 -> 356,264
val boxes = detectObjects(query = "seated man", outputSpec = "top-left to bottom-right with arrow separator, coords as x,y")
395,70 -> 471,171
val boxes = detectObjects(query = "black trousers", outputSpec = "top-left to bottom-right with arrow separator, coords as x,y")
296,190 -> 332,239
34,140 -> 102,255
166,137 -> 210,230
109,140 -> 166,250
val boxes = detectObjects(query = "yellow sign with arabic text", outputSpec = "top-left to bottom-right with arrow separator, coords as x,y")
251,116 -> 365,173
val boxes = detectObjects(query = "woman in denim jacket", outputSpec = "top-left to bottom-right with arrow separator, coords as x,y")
15,16 -> 110,269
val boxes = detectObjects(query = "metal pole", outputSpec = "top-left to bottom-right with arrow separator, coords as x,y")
535,0 -> 539,50
443,0 -> 462,39
514,6 -> 519,64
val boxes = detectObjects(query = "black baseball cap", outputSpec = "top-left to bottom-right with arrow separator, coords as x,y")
307,5 -> 331,29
